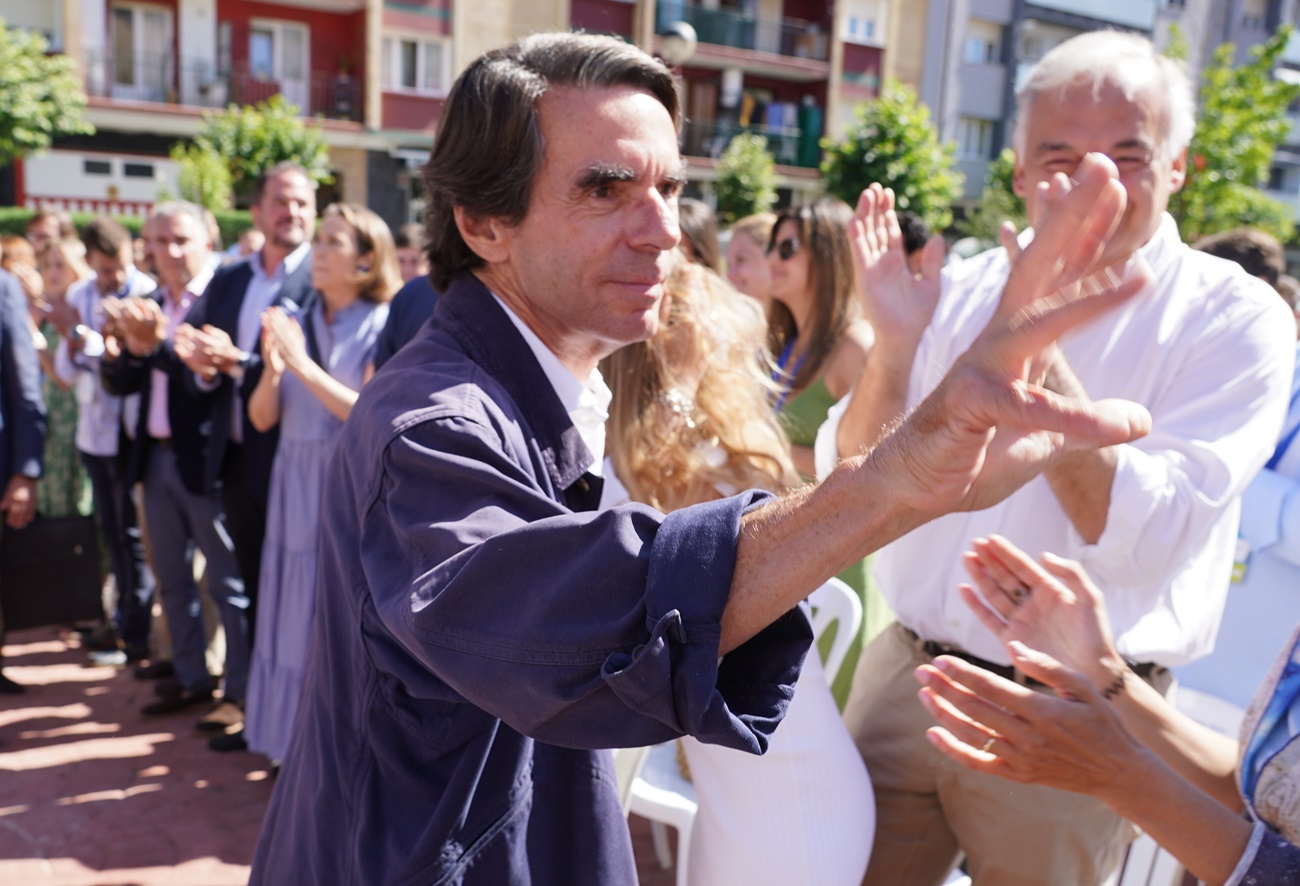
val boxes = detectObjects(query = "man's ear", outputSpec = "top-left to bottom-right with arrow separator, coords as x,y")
1012,155 -> 1027,198
1169,147 -> 1188,194
454,206 -> 512,265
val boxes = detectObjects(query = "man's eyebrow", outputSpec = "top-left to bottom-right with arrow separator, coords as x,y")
664,166 -> 689,188
1035,141 -> 1076,154
1111,138 -> 1153,152
576,163 -> 636,189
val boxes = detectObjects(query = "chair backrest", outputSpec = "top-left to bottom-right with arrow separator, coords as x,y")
609,746 -> 651,816
807,576 -> 862,687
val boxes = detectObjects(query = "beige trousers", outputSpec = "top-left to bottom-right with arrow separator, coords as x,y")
844,621 -> 1163,886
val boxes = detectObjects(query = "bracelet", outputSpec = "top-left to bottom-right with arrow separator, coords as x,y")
1101,669 -> 1127,701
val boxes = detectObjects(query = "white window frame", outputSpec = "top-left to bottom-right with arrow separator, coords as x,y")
840,0 -> 886,47
248,17 -> 310,110
955,117 -> 995,160
382,32 -> 452,97
109,1 -> 174,101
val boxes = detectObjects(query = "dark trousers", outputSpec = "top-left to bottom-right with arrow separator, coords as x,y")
81,450 -> 154,651
220,444 -> 266,641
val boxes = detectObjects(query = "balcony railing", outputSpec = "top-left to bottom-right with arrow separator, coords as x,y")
81,50 -> 362,122
681,118 -> 820,169
656,2 -> 829,62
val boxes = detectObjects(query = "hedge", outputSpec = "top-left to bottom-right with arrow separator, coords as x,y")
0,206 -> 255,250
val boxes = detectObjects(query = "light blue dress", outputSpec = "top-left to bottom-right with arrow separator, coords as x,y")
244,296 -> 389,762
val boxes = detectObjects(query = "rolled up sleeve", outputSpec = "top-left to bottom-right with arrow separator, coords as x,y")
365,411 -> 812,756
1069,299 -> 1295,589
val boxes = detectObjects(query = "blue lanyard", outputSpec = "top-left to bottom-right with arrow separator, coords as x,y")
1241,633 -> 1300,808
1267,387 -> 1300,471
772,337 -> 804,412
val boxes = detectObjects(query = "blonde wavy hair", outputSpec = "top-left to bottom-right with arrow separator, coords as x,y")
604,259 -> 799,512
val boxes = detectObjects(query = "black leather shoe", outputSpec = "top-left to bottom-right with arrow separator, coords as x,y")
134,660 -> 175,681
141,686 -> 213,716
0,672 -> 25,695
208,729 -> 248,752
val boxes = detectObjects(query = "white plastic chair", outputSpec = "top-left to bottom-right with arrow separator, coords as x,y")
1112,685 -> 1246,886
627,577 -> 863,885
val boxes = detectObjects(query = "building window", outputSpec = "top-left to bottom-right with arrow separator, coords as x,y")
956,117 -> 995,160
247,19 -> 310,111
382,35 -> 450,95
123,162 -> 155,178
110,3 -> 173,102
841,0 -> 886,46
84,159 -> 112,176
963,19 -> 1002,64
1241,0 -> 1266,29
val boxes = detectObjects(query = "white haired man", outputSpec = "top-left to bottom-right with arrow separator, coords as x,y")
816,31 -> 1297,885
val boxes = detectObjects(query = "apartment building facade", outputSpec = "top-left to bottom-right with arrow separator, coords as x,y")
3,0 -> 894,222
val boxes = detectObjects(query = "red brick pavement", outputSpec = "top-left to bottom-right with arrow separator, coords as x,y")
0,627 -> 675,885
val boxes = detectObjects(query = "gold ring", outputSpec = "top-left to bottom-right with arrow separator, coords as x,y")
980,736 -> 996,753
1008,583 -> 1030,605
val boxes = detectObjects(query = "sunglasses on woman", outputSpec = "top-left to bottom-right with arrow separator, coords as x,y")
769,237 -> 800,262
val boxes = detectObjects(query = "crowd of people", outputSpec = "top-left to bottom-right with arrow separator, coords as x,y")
1,24 -> 1299,886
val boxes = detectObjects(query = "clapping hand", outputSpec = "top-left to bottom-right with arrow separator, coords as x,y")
849,183 -> 946,349
261,307 -> 309,375
103,297 -> 166,356
958,534 -> 1126,692
868,152 -> 1151,518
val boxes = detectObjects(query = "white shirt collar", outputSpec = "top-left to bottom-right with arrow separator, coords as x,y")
490,293 -> 612,476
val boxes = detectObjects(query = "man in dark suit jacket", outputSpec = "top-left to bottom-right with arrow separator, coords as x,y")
102,201 -> 247,729
0,270 -> 46,693
173,163 -> 315,644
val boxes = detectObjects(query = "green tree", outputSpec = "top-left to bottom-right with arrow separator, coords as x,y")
1169,25 -> 1300,242
820,81 -> 963,231
0,21 -> 93,166
171,94 -> 332,210
958,148 -> 1024,244
713,132 -> 778,227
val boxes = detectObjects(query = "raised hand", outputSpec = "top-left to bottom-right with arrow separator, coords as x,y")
959,534 -> 1125,691
849,183 -> 945,348
868,153 -> 1151,517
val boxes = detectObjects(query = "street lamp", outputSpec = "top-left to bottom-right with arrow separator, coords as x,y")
659,21 -> 698,68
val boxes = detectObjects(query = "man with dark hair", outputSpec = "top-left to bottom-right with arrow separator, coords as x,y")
895,209 -> 932,274
1194,227 -> 1286,288
393,221 -> 430,282
55,217 -> 156,665
252,32 -> 1154,884
170,162 -> 315,748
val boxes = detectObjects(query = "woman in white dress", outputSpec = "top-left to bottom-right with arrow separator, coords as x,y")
603,258 -> 874,886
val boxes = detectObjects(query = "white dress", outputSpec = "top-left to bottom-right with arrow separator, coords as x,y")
598,458 -> 875,884
681,647 -> 875,886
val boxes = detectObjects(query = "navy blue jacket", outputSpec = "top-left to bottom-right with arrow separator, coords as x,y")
100,290 -> 214,495
251,273 -> 811,886
371,274 -> 440,371
0,271 -> 45,484
182,256 -> 312,507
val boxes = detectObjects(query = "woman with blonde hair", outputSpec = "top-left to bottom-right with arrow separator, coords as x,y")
724,211 -> 776,310
604,258 -> 874,885
240,203 -> 398,763
34,238 -> 93,518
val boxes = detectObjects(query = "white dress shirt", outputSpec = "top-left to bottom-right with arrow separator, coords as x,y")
207,243 -> 310,445
491,293 -> 611,477
55,268 -> 156,456
147,265 -> 214,441
815,214 -> 1296,666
